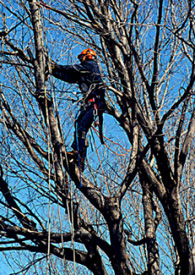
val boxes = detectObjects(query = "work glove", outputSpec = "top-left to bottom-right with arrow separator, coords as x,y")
45,63 -> 55,81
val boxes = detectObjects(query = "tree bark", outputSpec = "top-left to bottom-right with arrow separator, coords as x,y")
104,197 -> 133,275
141,179 -> 160,275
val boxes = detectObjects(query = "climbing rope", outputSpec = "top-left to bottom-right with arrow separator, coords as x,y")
91,125 -> 131,156
37,3 -> 54,273
38,3 -> 78,273
75,118 -> 83,188
46,111 -> 51,275
90,129 -> 111,197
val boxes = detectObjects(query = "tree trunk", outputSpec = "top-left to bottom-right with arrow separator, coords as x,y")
105,197 -> 132,275
163,188 -> 195,275
142,181 -> 160,275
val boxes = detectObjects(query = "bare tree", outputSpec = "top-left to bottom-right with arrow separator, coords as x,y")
0,0 -> 195,274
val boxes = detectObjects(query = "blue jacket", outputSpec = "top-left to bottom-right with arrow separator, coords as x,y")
52,60 -> 105,103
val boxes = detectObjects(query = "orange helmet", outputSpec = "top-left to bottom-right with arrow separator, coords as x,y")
78,48 -> 96,62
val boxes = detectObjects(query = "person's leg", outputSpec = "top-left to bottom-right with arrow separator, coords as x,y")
72,104 -> 94,160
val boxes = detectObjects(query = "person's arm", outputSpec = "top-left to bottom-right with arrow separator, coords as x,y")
51,64 -> 84,83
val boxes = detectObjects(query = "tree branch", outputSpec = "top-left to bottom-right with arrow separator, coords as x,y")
177,105 -> 195,180
0,172 -> 36,230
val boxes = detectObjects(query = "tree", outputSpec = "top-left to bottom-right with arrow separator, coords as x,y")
0,0 -> 195,274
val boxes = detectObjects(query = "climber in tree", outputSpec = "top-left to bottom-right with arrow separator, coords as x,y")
48,49 -> 105,171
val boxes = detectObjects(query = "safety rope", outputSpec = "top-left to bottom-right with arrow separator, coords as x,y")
0,8 -> 6,71
90,129 -> 111,197
37,0 -> 48,9
66,193 -> 76,274
0,13 -> 4,87
91,125 -> 131,156
43,32 -> 52,275
46,108 -> 51,275
37,4 -> 53,273
38,3 -> 77,272
36,0 -> 57,12
75,120 -> 83,188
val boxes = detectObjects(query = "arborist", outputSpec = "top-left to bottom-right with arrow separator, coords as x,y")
46,49 -> 105,171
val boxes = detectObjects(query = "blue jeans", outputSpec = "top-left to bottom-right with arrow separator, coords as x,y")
71,100 -> 104,160
71,103 -> 94,160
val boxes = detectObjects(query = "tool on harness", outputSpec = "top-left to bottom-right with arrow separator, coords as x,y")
89,97 -> 104,144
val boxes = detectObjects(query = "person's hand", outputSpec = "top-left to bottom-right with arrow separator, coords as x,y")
45,63 -> 55,81
50,63 -> 55,71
